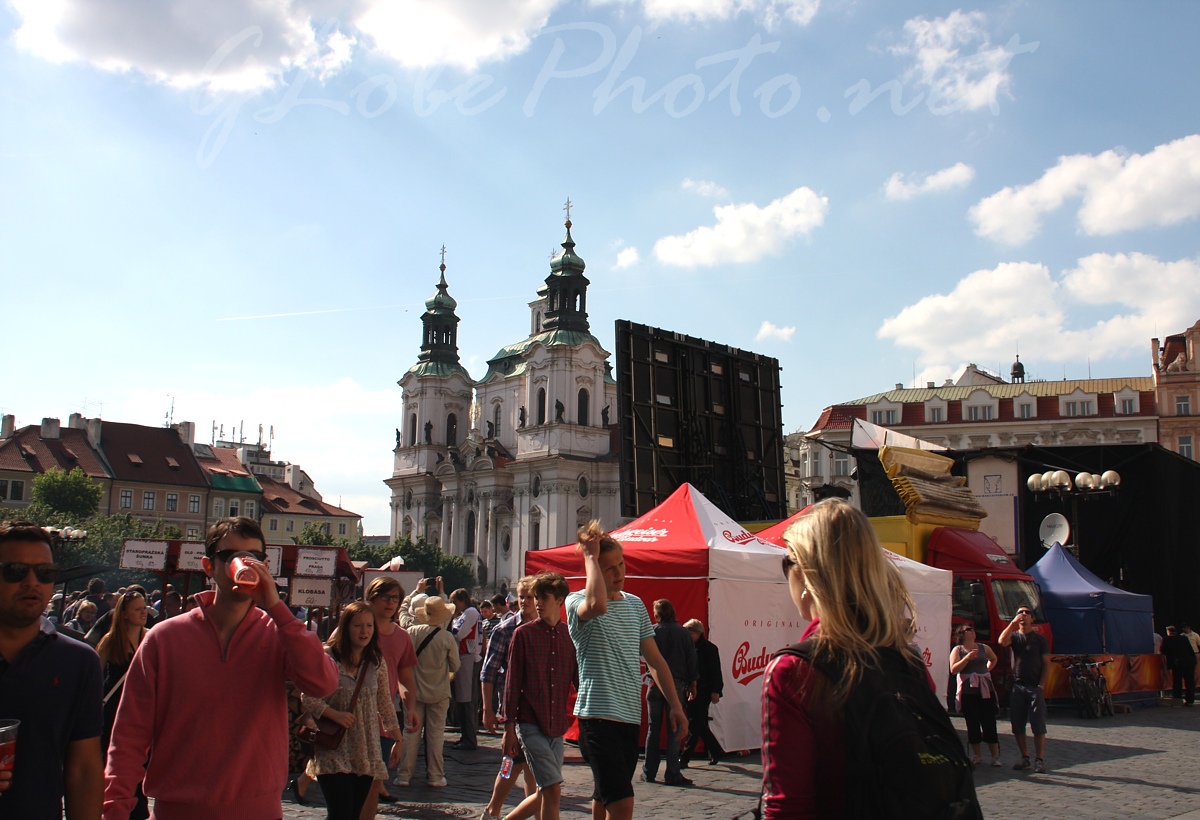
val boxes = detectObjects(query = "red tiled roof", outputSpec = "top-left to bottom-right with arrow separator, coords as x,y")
807,406 -> 865,433
0,426 -> 110,477
258,475 -> 359,518
197,447 -> 254,478
99,422 -> 208,487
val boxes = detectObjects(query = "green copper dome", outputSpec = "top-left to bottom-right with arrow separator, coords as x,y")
549,221 -> 586,276
425,265 -> 457,313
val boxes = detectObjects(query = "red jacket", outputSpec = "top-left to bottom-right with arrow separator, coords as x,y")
760,619 -> 847,819
103,591 -> 338,820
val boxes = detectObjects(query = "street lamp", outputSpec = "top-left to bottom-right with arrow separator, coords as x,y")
1026,469 -> 1121,560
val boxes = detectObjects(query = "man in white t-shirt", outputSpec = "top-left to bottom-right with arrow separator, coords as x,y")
450,588 -> 482,751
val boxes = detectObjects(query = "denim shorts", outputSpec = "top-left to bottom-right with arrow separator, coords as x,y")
516,722 -> 565,788
1009,682 -> 1047,735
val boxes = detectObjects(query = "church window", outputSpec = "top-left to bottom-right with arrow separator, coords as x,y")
408,414 -> 416,447
577,388 -> 589,426
578,476 -> 589,498
494,404 -> 502,436
465,511 -> 476,554
532,475 -> 542,498
537,389 -> 547,425
446,414 -> 458,447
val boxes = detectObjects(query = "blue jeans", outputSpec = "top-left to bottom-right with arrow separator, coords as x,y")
643,684 -> 682,781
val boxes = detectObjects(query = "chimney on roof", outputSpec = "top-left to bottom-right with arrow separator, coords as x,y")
895,383 -> 904,390
943,379 -> 953,386
40,418 -> 61,440
86,418 -> 102,449
1152,337 -> 1161,370
1,415 -> 13,440
172,421 -> 195,447
927,382 -> 935,389
68,413 -> 83,429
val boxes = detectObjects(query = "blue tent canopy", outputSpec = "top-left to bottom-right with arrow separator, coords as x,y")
1027,543 -> 1154,654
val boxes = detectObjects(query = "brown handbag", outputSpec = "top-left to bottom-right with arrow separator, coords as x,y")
299,661 -> 368,751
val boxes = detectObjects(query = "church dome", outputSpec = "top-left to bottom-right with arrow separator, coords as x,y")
426,266 -> 457,313
549,221 -> 586,276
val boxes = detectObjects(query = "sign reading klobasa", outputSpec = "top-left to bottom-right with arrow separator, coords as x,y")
295,548 -> 338,577
120,540 -> 168,571
291,578 -> 332,607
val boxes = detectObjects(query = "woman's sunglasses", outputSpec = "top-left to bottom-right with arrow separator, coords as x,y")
781,553 -> 798,579
0,561 -> 60,584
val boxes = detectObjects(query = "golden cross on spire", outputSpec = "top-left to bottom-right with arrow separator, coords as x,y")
439,244 -> 447,267
563,197 -> 572,224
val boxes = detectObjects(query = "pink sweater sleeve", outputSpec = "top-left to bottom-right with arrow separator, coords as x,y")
268,600 -> 338,698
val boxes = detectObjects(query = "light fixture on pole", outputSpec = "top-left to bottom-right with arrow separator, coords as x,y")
1026,469 -> 1121,560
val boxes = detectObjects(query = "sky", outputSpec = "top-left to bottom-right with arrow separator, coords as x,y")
2,1 -> 1199,535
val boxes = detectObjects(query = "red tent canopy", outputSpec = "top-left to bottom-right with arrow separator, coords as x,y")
755,505 -> 814,547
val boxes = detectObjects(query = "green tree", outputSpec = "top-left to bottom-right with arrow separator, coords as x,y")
27,467 -> 103,521
394,536 -> 475,592
294,522 -> 336,546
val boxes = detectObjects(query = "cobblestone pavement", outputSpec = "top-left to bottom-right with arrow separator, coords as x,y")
282,704 -> 1200,819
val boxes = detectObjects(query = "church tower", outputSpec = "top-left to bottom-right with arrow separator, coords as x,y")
386,253 -> 474,545
541,202 -> 590,334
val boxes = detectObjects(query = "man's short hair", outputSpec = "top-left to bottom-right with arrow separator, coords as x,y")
204,516 -> 266,557
1016,605 -> 1034,615
450,588 -> 473,606
490,593 -> 507,609
653,598 -> 676,623
0,521 -> 53,552
479,600 -> 494,612
532,572 -> 569,601
683,618 -> 705,637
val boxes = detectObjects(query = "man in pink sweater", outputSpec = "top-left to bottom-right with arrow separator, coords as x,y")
103,517 -> 338,820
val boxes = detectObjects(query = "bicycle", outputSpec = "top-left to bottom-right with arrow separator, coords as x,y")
1053,655 -> 1114,718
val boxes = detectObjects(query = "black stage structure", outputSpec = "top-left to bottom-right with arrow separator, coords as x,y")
615,320 -> 786,522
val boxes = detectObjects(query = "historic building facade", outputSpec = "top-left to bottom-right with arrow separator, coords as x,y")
385,219 -> 620,593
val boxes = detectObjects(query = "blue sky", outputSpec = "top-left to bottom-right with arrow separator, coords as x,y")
3,1 -> 1199,535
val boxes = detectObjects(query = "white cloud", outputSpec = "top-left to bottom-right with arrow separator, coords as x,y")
10,0 -> 353,92
653,186 -> 828,267
9,0 -> 820,88
885,162 -> 975,200
355,0 -> 559,70
891,9 -> 1033,115
631,0 -> 820,26
614,247 -> 640,269
756,320 -> 796,342
681,178 -> 730,199
878,253 -> 1200,376
970,135 -> 1200,244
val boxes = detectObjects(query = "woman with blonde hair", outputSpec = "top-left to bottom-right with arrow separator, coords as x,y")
762,498 -> 975,819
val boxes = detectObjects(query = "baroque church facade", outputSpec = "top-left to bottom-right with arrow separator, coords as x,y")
385,218 -> 620,593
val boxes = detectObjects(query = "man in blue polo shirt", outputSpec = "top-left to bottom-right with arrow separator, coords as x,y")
0,520 -> 104,818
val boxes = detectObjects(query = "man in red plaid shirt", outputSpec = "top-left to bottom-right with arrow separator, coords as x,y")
503,572 -> 578,820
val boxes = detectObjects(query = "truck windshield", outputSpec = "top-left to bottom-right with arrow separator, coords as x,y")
991,579 -> 1046,621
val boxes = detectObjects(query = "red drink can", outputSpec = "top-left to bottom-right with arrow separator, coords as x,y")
0,719 -> 19,773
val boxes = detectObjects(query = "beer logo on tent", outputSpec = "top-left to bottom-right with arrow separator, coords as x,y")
721,529 -> 758,545
732,641 -> 772,686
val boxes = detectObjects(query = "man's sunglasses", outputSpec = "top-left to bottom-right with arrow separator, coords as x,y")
0,561 -> 60,584
212,550 -> 266,563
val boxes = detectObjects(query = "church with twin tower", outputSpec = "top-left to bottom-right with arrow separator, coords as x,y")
385,213 -> 620,594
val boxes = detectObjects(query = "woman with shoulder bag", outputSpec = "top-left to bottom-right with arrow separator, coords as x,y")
950,624 -> 1001,767
96,591 -> 151,819
302,601 -> 403,820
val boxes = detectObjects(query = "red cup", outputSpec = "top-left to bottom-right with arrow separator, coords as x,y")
229,556 -> 260,588
0,719 -> 19,773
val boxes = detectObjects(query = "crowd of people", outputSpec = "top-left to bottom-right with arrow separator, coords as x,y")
26,500 -> 1191,819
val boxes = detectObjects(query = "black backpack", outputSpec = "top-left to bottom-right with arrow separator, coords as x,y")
776,638 -> 983,820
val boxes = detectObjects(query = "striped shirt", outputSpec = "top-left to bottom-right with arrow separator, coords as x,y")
566,590 -> 653,724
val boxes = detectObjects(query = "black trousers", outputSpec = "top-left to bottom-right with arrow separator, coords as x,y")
316,772 -> 374,820
1173,666 -> 1195,703
681,696 -> 724,763
960,691 -> 999,745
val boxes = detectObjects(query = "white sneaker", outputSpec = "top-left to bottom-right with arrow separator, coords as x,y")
393,776 -> 409,787
429,777 -> 448,788
991,757 -> 1003,767
481,812 -> 500,820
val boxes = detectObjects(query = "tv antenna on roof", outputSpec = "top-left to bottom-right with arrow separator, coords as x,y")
164,396 -> 174,427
